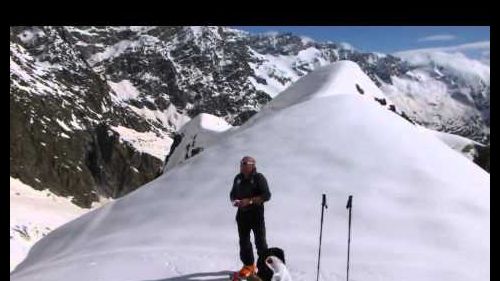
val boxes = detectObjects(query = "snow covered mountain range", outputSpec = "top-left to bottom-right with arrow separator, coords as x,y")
11,61 -> 489,281
10,26 -> 490,208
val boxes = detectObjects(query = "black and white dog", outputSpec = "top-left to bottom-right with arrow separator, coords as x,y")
265,256 -> 292,281
256,247 -> 292,281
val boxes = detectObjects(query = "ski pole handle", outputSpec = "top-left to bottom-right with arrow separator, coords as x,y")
346,195 -> 352,209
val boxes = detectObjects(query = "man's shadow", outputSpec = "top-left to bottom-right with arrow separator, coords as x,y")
142,270 -> 234,281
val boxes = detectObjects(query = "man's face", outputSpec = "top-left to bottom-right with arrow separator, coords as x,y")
240,161 -> 254,175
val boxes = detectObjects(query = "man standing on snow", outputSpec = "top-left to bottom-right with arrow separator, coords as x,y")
230,156 -> 271,278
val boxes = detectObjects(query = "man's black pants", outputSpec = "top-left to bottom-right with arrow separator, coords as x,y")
236,207 -> 268,266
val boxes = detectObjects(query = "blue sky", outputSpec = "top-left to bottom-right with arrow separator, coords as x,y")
233,26 -> 490,54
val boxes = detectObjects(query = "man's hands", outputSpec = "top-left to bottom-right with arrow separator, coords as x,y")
251,197 -> 264,204
232,199 -> 241,207
232,198 -> 250,208
232,197 -> 263,208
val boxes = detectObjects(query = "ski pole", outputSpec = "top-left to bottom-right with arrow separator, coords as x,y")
346,195 -> 353,281
316,194 -> 328,281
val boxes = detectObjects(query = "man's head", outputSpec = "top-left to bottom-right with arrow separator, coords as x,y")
240,156 -> 256,176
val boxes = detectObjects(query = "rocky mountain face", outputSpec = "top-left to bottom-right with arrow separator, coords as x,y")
10,26 -> 490,207
10,26 -> 164,207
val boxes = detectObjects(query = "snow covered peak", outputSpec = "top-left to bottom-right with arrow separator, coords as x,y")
339,42 -> 355,51
164,113 -> 233,171
187,26 -> 207,38
181,26 -> 223,43
264,60 -> 388,112
299,35 -> 314,44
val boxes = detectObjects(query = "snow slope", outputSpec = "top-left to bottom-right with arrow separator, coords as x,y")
110,125 -> 173,161
417,127 -> 484,161
10,177 -> 110,272
11,61 -> 489,281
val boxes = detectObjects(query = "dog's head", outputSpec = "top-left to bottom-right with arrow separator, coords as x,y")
265,255 -> 286,273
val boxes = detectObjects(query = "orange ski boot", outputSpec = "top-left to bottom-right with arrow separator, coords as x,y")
238,264 -> 257,278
